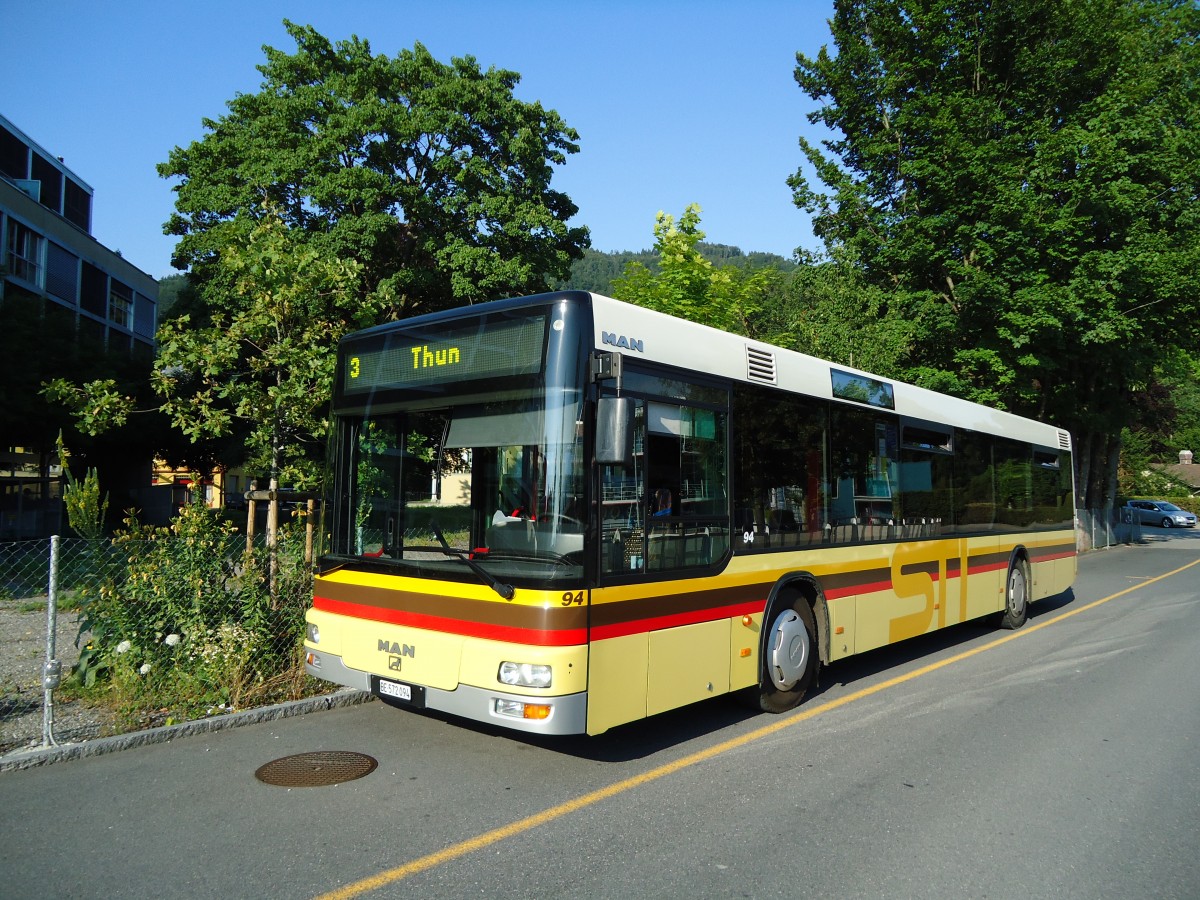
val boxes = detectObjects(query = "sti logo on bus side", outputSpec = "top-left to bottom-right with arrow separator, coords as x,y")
602,331 -> 644,352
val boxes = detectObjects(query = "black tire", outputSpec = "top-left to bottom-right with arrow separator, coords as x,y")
999,557 -> 1029,630
740,594 -> 820,713
1161,517 -> 1173,529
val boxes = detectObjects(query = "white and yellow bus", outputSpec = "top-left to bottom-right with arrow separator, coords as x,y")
304,291 -> 1076,735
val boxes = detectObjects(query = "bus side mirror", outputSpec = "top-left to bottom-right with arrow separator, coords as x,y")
596,397 -> 634,466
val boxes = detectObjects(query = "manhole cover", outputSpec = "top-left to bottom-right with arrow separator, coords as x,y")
255,751 -> 378,787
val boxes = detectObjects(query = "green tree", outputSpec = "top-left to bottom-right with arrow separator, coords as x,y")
48,213 -> 375,590
1123,351 -> 1200,472
785,249 -> 916,376
57,433 -> 108,541
559,245 -> 794,296
160,20 -> 589,318
157,212 -> 375,484
1165,362 -> 1200,458
48,212 -> 373,484
612,204 -> 790,343
790,0 -> 1200,507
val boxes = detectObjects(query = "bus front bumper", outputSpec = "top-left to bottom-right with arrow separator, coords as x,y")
304,648 -> 588,736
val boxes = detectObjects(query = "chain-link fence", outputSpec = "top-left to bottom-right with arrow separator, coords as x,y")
0,506 -> 1143,755
1076,506 -> 1140,551
1,515 -> 318,755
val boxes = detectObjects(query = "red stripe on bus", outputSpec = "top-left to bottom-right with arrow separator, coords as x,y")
313,596 -> 587,647
822,559 -> 1017,600
1032,550 -> 1076,563
317,595 -> 767,645
824,579 -> 890,600
590,600 -> 764,641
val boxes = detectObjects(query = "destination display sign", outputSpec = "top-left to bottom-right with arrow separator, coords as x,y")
342,314 -> 547,394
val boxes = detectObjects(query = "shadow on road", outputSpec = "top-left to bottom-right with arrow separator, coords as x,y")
433,585 -> 1081,763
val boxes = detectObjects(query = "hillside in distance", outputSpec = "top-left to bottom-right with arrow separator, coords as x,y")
559,244 -> 797,295
157,243 -> 798,315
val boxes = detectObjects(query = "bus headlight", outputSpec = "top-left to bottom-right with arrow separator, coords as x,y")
498,661 -> 552,688
306,622 -> 320,644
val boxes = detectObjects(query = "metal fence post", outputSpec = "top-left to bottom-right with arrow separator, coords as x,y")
42,535 -> 62,747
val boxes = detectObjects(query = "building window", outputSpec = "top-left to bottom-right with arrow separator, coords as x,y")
63,178 -> 92,232
30,153 -> 63,216
109,279 -> 133,330
0,124 -> 27,179
6,220 -> 44,286
46,242 -> 79,303
79,314 -> 107,352
134,292 -> 156,338
80,262 -> 107,317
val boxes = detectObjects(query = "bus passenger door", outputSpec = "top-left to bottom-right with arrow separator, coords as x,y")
587,390 -> 733,734
589,396 -> 650,734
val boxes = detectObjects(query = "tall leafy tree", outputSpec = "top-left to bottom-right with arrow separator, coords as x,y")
785,248 -> 916,376
48,212 -> 373,489
160,20 -> 589,317
154,212 -> 375,487
790,0 -> 1200,506
49,22 -> 590,515
612,204 -> 790,344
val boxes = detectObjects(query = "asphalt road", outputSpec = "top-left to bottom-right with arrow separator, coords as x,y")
2,529 -> 1198,900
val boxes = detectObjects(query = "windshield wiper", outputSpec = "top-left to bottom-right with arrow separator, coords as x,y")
479,548 -> 579,567
428,520 -> 515,601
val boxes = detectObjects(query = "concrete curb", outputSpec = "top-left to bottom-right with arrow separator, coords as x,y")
0,689 -> 374,773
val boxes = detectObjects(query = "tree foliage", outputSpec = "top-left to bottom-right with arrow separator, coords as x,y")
48,213 -> 374,487
785,249 -> 916,376
160,20 -> 589,318
155,212 -> 376,485
612,204 -> 791,343
790,0 -> 1200,505
49,22 -> 590,487
57,433 -> 109,541
561,244 -> 796,295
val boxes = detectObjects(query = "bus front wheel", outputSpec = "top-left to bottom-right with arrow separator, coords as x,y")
743,597 -> 820,713
1000,557 -> 1029,630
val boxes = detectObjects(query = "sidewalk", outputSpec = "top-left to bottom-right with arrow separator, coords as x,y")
0,688 -> 372,773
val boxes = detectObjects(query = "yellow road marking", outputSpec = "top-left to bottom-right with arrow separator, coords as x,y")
314,557 -> 1200,900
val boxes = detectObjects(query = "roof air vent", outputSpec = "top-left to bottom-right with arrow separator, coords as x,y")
1058,431 -> 1071,450
747,346 -> 777,385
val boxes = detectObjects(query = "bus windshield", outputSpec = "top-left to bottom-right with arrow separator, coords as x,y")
327,390 -> 586,585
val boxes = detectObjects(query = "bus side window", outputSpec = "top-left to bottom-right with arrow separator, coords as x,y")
732,384 -> 827,550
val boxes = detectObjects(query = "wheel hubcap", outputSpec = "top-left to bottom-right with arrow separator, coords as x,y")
1008,567 -> 1027,616
768,609 -> 810,690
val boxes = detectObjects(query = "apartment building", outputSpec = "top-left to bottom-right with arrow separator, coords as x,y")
1,113 -> 159,538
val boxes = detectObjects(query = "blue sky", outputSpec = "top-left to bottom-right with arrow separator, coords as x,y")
1,1 -> 834,280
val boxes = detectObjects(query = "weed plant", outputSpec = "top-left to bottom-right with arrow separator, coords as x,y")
73,495 -> 323,726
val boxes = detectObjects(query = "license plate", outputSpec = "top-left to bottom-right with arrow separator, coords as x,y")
379,680 -> 411,701
372,676 -> 426,709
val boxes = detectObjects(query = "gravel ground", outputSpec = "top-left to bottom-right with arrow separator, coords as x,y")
0,597 -> 118,755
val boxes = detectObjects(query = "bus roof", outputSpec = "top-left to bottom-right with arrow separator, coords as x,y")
339,290 -> 1069,452
587,292 -> 1070,452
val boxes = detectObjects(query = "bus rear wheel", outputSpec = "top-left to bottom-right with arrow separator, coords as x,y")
1000,557 -> 1029,630
743,597 -> 820,713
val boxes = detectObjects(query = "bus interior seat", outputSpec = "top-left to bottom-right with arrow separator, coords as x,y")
486,517 -> 537,554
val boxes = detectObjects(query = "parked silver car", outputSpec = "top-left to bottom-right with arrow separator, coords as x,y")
1124,500 -> 1197,528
